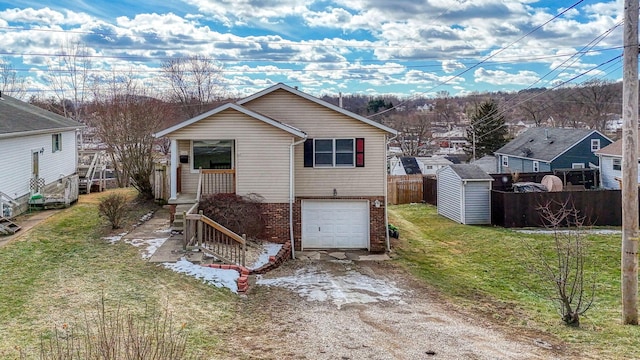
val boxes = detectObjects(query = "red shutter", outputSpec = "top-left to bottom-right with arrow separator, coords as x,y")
355,138 -> 365,167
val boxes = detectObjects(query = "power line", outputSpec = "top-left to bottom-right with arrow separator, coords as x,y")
367,0 -> 586,118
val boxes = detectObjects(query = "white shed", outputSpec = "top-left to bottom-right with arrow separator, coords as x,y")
436,164 -> 493,224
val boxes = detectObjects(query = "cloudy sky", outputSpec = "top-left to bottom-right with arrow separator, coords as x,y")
0,0 -> 627,99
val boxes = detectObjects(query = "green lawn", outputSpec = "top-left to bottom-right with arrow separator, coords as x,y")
0,189 -> 238,359
389,204 -> 640,359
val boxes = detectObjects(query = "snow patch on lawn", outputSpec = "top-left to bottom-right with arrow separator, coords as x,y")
249,243 -> 282,269
123,237 -> 168,259
163,259 -> 239,293
257,266 -> 403,308
103,232 -> 128,244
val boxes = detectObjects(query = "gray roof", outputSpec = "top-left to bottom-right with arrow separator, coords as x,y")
494,127 -> 597,162
448,164 -> 493,180
471,155 -> 498,174
0,93 -> 83,138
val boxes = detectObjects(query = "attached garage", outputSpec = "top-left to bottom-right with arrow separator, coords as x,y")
301,200 -> 369,249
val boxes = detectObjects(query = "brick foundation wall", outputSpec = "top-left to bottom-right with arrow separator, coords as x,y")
259,203 -> 290,243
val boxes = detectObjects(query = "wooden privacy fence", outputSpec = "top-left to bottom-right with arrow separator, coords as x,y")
388,175 -> 424,205
491,189 -> 623,228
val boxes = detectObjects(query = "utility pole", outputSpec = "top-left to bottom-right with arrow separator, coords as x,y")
621,0 -> 638,325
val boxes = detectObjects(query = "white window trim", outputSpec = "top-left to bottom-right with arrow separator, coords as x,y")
313,138 -> 355,168
532,161 -> 539,173
613,158 -> 621,171
591,139 -> 600,152
501,155 -> 508,168
52,133 -> 62,153
190,139 -> 235,174
572,163 -> 585,169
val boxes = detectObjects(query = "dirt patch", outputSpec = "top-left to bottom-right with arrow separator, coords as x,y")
216,259 -> 583,360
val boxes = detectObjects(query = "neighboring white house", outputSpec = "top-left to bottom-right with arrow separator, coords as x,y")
0,93 -> 83,217
596,137 -> 640,189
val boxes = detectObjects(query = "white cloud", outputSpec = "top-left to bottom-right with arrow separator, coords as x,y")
442,59 -> 465,74
474,68 -> 540,86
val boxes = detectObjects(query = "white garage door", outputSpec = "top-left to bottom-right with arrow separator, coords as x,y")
302,200 -> 369,249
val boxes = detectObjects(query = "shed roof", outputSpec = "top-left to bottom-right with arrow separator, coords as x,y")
0,93 -> 83,138
494,127 -> 602,162
448,164 -> 493,180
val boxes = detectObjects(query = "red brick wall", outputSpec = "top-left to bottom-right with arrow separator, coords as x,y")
259,197 -> 387,253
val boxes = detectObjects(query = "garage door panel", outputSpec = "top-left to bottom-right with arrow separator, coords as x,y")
302,200 -> 369,249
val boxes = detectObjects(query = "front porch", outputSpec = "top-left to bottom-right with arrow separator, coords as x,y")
170,168 -> 236,204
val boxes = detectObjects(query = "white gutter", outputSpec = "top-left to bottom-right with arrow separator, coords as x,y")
289,136 -> 307,259
385,133 -> 399,253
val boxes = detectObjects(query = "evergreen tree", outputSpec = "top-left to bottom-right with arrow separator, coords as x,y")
464,99 -> 509,160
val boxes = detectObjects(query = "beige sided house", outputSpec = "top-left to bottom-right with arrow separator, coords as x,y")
155,83 -> 398,253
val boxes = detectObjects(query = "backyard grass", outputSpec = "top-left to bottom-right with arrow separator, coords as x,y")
389,203 -> 640,359
0,188 -> 238,359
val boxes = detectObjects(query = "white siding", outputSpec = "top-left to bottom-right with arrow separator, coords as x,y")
242,90 -> 388,197
0,130 -> 77,199
437,167 -> 462,223
598,155 -> 638,190
170,109 -> 294,203
462,182 -> 491,224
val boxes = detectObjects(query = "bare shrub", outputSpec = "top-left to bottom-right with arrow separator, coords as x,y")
199,193 -> 265,239
37,297 -> 192,360
522,199 -> 596,327
98,193 -> 128,229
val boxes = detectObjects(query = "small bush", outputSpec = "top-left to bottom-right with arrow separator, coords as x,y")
199,193 -> 266,239
98,193 -> 128,229
38,297 -> 193,360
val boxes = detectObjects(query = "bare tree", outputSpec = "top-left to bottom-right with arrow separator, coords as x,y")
0,58 -> 27,99
46,40 -> 93,121
89,75 -> 174,198
389,112 -> 432,156
522,199 -> 596,327
161,55 -> 225,118
574,80 -> 620,131
433,91 -> 459,128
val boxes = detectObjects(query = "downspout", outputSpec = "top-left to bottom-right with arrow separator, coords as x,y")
290,136 -> 307,259
385,133 -> 399,253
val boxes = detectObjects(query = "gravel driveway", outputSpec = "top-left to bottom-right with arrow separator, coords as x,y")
218,256 -> 579,360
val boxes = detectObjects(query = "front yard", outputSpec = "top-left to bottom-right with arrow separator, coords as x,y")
0,189 -> 238,359
389,204 -> 640,359
1,191 -> 638,359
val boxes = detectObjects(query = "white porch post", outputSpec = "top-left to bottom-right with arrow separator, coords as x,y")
170,139 -> 178,200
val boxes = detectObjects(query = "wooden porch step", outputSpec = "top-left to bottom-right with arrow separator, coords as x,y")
0,218 -> 21,235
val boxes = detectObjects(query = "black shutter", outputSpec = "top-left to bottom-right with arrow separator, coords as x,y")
356,138 -> 365,167
304,139 -> 313,167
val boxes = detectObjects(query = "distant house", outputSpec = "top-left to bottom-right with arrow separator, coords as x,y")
596,137 -> 640,189
389,156 -> 452,176
494,127 -> 611,174
0,93 -> 83,218
155,83 -> 397,252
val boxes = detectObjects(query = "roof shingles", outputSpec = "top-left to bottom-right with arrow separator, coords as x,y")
0,94 -> 83,136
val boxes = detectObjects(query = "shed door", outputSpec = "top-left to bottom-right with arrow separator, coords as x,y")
302,200 -> 369,249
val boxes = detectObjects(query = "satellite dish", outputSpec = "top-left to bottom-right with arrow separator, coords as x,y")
541,175 -> 563,192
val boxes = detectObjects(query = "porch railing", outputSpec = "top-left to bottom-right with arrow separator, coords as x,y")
201,169 -> 235,195
181,170 -> 246,266
184,211 -> 246,266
